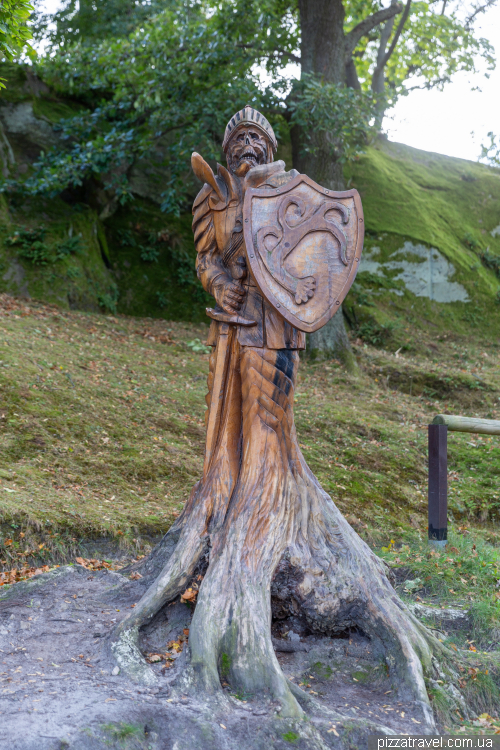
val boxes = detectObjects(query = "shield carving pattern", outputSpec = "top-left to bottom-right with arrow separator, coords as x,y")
243,175 -> 364,333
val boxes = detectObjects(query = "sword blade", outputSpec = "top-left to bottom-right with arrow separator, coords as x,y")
203,322 -> 232,479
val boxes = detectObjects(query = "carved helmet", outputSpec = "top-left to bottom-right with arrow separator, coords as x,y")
222,105 -> 278,154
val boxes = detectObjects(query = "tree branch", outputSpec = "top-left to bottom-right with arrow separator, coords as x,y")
465,0 -> 498,27
380,0 -> 412,68
345,3 -> 404,61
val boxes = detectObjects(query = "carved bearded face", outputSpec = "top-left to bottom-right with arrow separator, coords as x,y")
226,126 -> 272,174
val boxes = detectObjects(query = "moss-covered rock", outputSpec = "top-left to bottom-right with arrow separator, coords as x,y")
344,140 -> 500,350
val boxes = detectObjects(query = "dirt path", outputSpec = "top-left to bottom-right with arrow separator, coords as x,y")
1,566 -> 434,749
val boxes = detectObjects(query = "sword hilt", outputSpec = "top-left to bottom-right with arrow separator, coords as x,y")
206,307 -> 256,327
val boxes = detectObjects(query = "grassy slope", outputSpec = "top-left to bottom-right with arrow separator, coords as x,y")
0,292 -> 498,555
351,138 -> 500,287
345,140 -> 500,357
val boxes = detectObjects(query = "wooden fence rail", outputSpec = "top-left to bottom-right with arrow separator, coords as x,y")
428,415 -> 500,548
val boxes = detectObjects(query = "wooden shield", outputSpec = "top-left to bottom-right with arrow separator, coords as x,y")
243,175 -> 364,333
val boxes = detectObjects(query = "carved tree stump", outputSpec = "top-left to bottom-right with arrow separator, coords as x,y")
108,341 -> 445,729
107,108 -> 449,734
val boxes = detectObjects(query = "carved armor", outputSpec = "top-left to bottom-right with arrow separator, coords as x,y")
192,158 -> 306,349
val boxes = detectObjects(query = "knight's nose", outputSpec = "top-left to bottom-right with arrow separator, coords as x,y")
245,135 -> 250,145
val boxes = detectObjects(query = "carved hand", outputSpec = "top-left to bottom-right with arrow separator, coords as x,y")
212,276 -> 246,314
294,276 -> 316,304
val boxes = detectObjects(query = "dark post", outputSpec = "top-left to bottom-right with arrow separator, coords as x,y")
428,424 -> 448,548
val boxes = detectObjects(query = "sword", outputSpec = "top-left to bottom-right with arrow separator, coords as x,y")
203,307 -> 255,479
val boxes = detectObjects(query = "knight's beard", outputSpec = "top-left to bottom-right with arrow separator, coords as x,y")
227,144 -> 269,174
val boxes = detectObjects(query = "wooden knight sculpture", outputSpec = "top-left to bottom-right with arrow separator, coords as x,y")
192,106 -> 363,481
109,106 -> 439,731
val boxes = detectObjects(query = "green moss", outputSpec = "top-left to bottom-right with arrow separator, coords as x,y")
102,722 -> 143,741
0,196 -> 116,311
220,653 -> 231,679
281,731 -> 300,743
0,62 -> 29,103
105,199 -> 211,321
349,139 -> 500,297
311,662 -> 333,679
32,96 -> 87,123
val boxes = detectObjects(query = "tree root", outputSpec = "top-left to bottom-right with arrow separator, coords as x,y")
107,344 -> 447,731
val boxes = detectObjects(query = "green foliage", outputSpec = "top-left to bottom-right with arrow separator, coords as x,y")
5,226 -> 82,265
351,0 -> 494,113
380,531 -> 500,647
11,1 -> 271,215
356,319 -> 395,347
186,338 -> 211,354
31,0 -> 169,47
6,225 -> 50,265
427,685 -> 457,726
102,721 -> 143,741
220,652 -> 231,679
480,250 -> 500,280
56,235 -> 82,259
282,732 -> 300,743
461,664 -> 500,718
105,203 -> 211,321
0,0 -> 33,69
96,287 -> 118,314
479,132 -> 500,168
156,291 -> 168,309
140,246 -> 160,263
4,0 -> 494,210
288,76 -> 374,164
463,232 -> 480,251
311,661 -> 333,679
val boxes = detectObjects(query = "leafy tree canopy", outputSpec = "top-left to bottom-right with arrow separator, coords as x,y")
0,0 -> 34,77
8,0 -> 496,213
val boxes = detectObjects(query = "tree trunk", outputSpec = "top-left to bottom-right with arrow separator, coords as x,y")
307,307 -> 356,368
292,0 -> 346,190
371,13 -> 397,132
291,0 -> 354,362
107,337 -> 446,731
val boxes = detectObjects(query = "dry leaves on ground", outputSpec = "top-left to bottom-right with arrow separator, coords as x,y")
75,557 -> 121,571
180,586 -> 198,603
0,564 -> 50,586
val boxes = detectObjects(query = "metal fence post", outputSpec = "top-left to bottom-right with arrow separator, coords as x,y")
428,423 -> 448,548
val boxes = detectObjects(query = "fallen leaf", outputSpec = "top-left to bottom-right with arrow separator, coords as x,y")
180,587 -> 197,602
220,724 -> 226,729
146,654 -> 162,663
411,718 -> 421,724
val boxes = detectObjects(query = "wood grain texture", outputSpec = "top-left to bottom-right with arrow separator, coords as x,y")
432,414 -> 500,435
108,116 -> 447,731
243,175 -> 364,333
